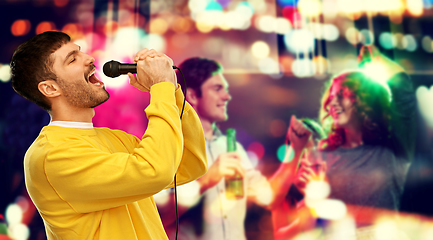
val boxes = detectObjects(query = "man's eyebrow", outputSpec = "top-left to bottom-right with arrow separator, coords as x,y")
63,46 -> 81,64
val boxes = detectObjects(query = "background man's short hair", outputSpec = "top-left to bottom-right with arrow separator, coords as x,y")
176,57 -> 222,97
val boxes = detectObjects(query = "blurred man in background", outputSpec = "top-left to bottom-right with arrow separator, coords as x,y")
159,57 -> 271,240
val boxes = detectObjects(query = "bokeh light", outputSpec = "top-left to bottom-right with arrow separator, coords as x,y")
310,199 -> 347,220
304,180 -> 331,200
256,15 -> 275,33
313,56 -> 329,75
225,10 -> 252,30
359,29 -> 374,45
276,144 -> 287,162
0,64 -> 12,83
407,0 -> 424,16
11,19 -> 31,36
416,85 -> 433,129
322,24 -> 339,41
365,0 -> 405,12
292,58 -> 315,77
62,23 -> 84,39
324,216 -> 356,239
258,57 -> 280,74
277,0 -> 299,7
255,182 -> 273,206
425,0 -> 433,8
8,223 -> 30,240
256,16 -> 292,34
379,32 -> 396,49
171,16 -> 193,33
276,17 -> 292,34
111,27 -> 145,58
361,62 -> 393,99
196,14 -> 216,33
15,196 -> 30,213
236,1 -> 254,18
54,0 -> 69,7
251,41 -> 270,59
422,35 -> 433,53
206,0 -> 223,11
404,34 -> 418,52
149,18 -> 169,35
337,0 -> 363,15
189,0 -> 209,15
247,151 -> 259,167
6,204 -> 23,225
298,0 -> 322,17
345,27 -> 361,45
394,33 -> 407,50
284,29 -> 315,53
374,219 -> 400,239
247,141 -> 265,159
177,181 -> 201,207
282,6 -> 302,28
73,38 -> 89,54
153,189 -> 170,206
36,21 -> 56,35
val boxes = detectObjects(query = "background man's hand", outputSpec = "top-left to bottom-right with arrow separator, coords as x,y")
197,152 -> 245,193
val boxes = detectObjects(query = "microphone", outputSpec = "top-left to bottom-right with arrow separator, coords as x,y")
103,60 -> 176,78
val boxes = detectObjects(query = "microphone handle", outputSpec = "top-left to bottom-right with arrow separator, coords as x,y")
118,64 -> 137,74
118,64 -> 176,75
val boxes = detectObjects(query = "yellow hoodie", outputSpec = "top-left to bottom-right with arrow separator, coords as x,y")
24,82 -> 207,239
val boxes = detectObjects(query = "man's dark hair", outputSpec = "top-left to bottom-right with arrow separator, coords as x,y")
176,57 -> 223,97
10,31 -> 71,111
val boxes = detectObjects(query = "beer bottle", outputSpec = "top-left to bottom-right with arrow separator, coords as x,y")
225,128 -> 244,199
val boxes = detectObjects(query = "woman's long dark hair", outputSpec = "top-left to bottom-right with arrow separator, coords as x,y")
318,70 -> 392,151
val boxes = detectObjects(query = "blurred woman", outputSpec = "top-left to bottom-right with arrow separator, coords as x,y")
316,46 -> 416,224
268,46 -> 416,239
268,117 -> 327,239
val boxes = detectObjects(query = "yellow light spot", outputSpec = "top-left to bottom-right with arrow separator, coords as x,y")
298,0 -> 322,17
196,21 -> 214,33
150,18 -> 169,35
407,0 -> 423,16
62,23 -> 84,39
172,16 -> 193,33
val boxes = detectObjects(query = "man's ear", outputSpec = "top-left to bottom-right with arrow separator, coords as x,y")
38,80 -> 61,98
186,88 -> 199,107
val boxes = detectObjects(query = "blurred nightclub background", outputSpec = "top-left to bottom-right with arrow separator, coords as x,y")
1,0 -> 433,239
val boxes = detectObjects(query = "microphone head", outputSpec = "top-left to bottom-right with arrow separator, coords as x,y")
103,60 -> 120,78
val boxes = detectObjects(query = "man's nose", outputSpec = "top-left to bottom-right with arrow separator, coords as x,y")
225,91 -> 232,101
84,54 -> 95,65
